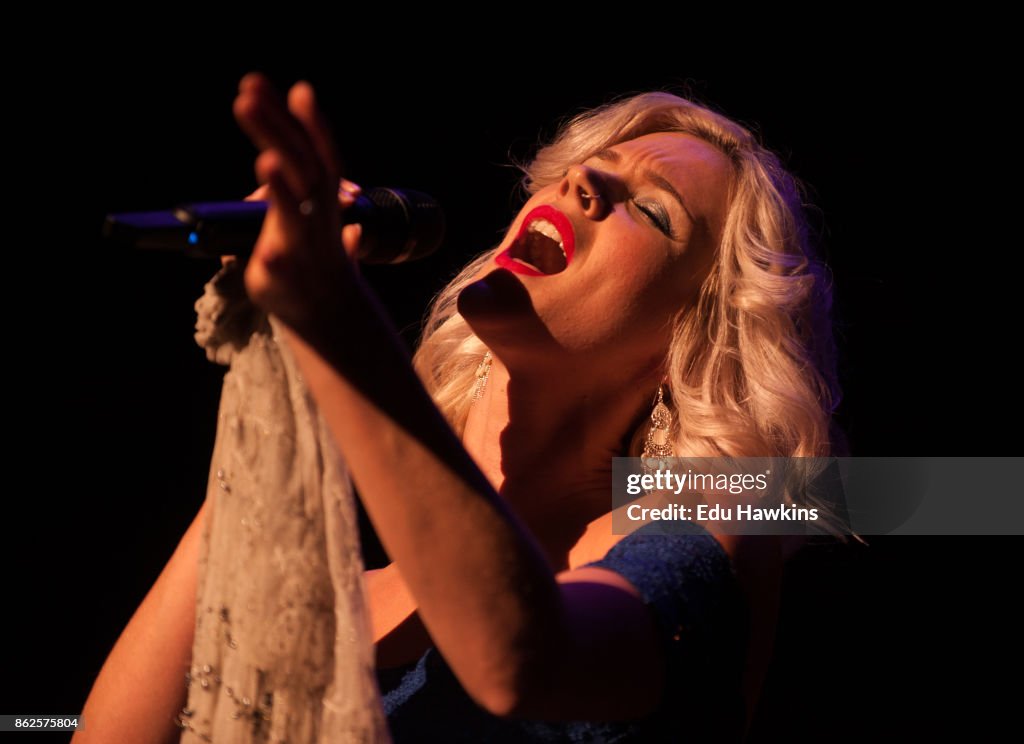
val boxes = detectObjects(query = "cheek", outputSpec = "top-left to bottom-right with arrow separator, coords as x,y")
610,259 -> 704,341
566,268 -> 674,351
594,229 -> 675,308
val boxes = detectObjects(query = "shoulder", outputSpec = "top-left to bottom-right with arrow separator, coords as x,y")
581,521 -> 750,738
582,521 -> 745,635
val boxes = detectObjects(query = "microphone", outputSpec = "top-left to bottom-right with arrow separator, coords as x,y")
103,187 -> 445,264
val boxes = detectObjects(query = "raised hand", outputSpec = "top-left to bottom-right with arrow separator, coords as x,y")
232,72 -> 363,338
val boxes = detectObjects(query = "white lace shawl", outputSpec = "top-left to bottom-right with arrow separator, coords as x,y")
178,259 -> 389,743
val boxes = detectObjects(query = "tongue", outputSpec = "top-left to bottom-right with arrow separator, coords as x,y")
516,231 -> 566,274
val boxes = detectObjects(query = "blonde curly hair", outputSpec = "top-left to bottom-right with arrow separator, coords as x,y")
412,91 -> 844,528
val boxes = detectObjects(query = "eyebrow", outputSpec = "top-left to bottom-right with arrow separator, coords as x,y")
594,147 -> 695,223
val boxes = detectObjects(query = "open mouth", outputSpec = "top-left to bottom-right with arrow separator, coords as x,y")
509,219 -> 567,273
495,205 -> 575,277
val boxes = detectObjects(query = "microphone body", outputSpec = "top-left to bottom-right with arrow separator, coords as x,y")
103,187 -> 445,264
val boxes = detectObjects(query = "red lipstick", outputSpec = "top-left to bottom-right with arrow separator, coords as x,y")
494,205 -> 576,277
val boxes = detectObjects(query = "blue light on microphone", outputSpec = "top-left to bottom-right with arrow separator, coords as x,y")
188,231 -> 199,245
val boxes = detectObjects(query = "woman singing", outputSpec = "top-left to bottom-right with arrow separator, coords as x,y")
77,72 -> 841,743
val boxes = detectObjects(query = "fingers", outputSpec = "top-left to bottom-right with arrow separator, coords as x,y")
234,73 -> 325,201
245,183 -> 270,202
341,222 -> 363,263
338,178 -> 362,211
234,73 -> 363,334
338,182 -> 364,266
288,81 -> 341,186
246,160 -> 357,210
253,150 -> 304,272
339,178 -> 362,198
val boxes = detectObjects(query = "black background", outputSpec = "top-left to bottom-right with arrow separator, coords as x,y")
4,33 -> 1017,741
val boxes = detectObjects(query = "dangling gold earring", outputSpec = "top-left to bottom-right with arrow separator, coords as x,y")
642,383 -> 674,484
472,351 -> 493,401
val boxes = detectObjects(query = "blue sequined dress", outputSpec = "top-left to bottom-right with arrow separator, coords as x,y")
379,520 -> 749,743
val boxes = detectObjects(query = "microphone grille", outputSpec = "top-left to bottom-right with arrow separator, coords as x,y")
359,187 -> 445,264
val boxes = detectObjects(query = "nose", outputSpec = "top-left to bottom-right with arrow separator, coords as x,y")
560,164 -> 608,219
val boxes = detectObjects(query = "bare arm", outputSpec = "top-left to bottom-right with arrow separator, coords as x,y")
234,74 -> 668,719
366,564 -> 432,668
282,307 -> 579,716
73,498 -> 209,744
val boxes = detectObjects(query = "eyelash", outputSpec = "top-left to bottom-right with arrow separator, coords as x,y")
633,199 -> 672,236
564,166 -> 673,238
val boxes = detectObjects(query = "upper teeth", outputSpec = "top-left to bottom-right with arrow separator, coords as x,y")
527,218 -> 566,256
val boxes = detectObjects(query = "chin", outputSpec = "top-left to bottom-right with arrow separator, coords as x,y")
457,268 -> 533,322
458,271 -> 572,362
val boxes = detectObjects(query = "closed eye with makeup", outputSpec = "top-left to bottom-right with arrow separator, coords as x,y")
474,131 -> 731,369
579,145 -> 695,243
